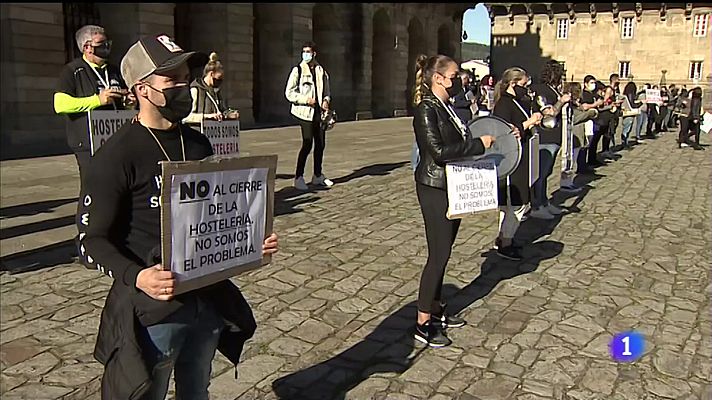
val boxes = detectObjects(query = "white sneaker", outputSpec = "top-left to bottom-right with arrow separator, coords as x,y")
680,142 -> 690,148
546,204 -> 564,215
530,207 -> 555,220
311,174 -> 334,187
294,176 -> 308,190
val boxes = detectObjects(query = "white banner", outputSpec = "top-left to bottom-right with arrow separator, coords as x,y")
529,133 -> 540,186
202,119 -> 240,156
445,159 -> 499,219
169,167 -> 268,284
88,109 -> 137,155
645,89 -> 662,105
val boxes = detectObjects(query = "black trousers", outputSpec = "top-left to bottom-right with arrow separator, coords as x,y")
588,124 -> 607,163
416,182 -> 461,315
679,117 -> 700,145
74,150 -> 92,258
295,111 -> 325,178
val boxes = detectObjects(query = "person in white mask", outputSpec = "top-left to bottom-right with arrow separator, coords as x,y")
285,41 -> 333,191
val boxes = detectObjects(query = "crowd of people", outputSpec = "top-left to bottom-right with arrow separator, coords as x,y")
411,57 -> 708,347
51,23 -> 708,398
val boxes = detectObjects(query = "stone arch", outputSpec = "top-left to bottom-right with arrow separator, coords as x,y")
371,8 -> 394,118
313,4 -> 346,116
406,17 -> 427,115
437,24 -> 453,57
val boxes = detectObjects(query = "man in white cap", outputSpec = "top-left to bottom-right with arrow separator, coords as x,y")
78,34 -> 278,399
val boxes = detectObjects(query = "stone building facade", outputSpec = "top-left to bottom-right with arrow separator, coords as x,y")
486,3 -> 712,95
1,3 -> 469,159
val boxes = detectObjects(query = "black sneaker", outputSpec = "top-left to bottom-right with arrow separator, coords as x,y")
414,321 -> 452,348
496,245 -> 523,261
432,313 -> 466,329
494,238 -> 523,251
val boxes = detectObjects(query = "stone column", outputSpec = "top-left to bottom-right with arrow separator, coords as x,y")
0,3 -> 66,158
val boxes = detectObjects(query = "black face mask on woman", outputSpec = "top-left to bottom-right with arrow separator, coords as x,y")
445,76 -> 463,98
147,85 -> 193,123
513,85 -> 529,100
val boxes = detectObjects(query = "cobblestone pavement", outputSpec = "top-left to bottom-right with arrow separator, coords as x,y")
1,119 -> 710,400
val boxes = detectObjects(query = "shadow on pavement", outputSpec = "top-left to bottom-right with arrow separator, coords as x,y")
271,240 -> 563,400
0,215 -> 75,240
274,162 -> 408,216
0,239 -> 77,275
0,197 -> 77,219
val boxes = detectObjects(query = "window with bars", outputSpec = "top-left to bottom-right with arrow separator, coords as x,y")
618,61 -> 631,79
556,18 -> 569,40
621,17 -> 634,39
62,3 -> 102,63
689,61 -> 703,80
693,13 -> 709,37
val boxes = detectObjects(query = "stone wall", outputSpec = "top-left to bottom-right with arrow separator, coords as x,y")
490,6 -> 712,89
0,3 -> 467,159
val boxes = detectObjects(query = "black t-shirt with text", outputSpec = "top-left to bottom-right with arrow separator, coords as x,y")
79,121 -> 213,325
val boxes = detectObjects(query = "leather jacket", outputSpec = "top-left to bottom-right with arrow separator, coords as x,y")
413,90 -> 486,189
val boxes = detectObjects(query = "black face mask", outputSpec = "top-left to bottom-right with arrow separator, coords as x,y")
212,78 -> 223,88
148,85 -> 193,123
446,76 -> 463,98
92,44 -> 111,60
513,85 -> 528,100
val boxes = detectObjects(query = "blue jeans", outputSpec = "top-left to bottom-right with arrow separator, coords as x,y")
531,143 -> 560,209
635,112 -> 647,140
621,116 -> 635,146
139,298 -> 225,400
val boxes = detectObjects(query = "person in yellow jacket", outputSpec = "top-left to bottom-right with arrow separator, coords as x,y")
54,25 -> 133,173
284,41 -> 333,191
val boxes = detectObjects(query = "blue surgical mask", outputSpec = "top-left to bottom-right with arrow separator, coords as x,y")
302,52 -> 313,63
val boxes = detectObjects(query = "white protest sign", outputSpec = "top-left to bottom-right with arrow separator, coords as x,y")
445,159 -> 499,219
88,109 -> 137,155
161,156 -> 277,294
202,119 -> 240,156
487,88 -> 495,109
645,89 -> 662,105
528,133 -> 540,187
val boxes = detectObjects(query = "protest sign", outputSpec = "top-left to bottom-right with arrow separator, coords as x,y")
445,159 -> 499,219
202,119 -> 240,156
160,155 -> 277,295
645,89 -> 662,105
528,133 -> 540,186
88,109 -> 137,155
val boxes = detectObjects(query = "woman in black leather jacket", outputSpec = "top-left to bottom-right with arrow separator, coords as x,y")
491,67 -> 543,260
412,54 -> 495,348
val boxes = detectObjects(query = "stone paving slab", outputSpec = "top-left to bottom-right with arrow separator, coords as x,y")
1,120 -> 711,400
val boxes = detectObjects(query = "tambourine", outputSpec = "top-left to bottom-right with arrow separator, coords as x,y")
466,115 -> 522,179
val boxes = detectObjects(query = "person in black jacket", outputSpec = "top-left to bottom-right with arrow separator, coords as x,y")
79,34 -> 279,400
450,71 -> 476,124
492,67 -> 542,260
679,87 -> 704,150
411,54 -> 496,348
530,61 -> 571,220
184,52 -> 239,129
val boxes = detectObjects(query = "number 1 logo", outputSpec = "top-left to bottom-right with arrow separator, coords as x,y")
610,331 -> 645,362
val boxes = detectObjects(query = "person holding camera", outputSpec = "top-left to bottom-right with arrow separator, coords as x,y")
184,52 -> 239,129
54,25 -> 131,177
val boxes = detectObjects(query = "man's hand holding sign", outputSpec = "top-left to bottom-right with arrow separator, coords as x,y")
137,232 -> 278,301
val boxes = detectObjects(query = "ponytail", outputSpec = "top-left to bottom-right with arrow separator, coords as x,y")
412,54 -> 428,106
411,54 -> 455,106
493,67 -> 527,108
